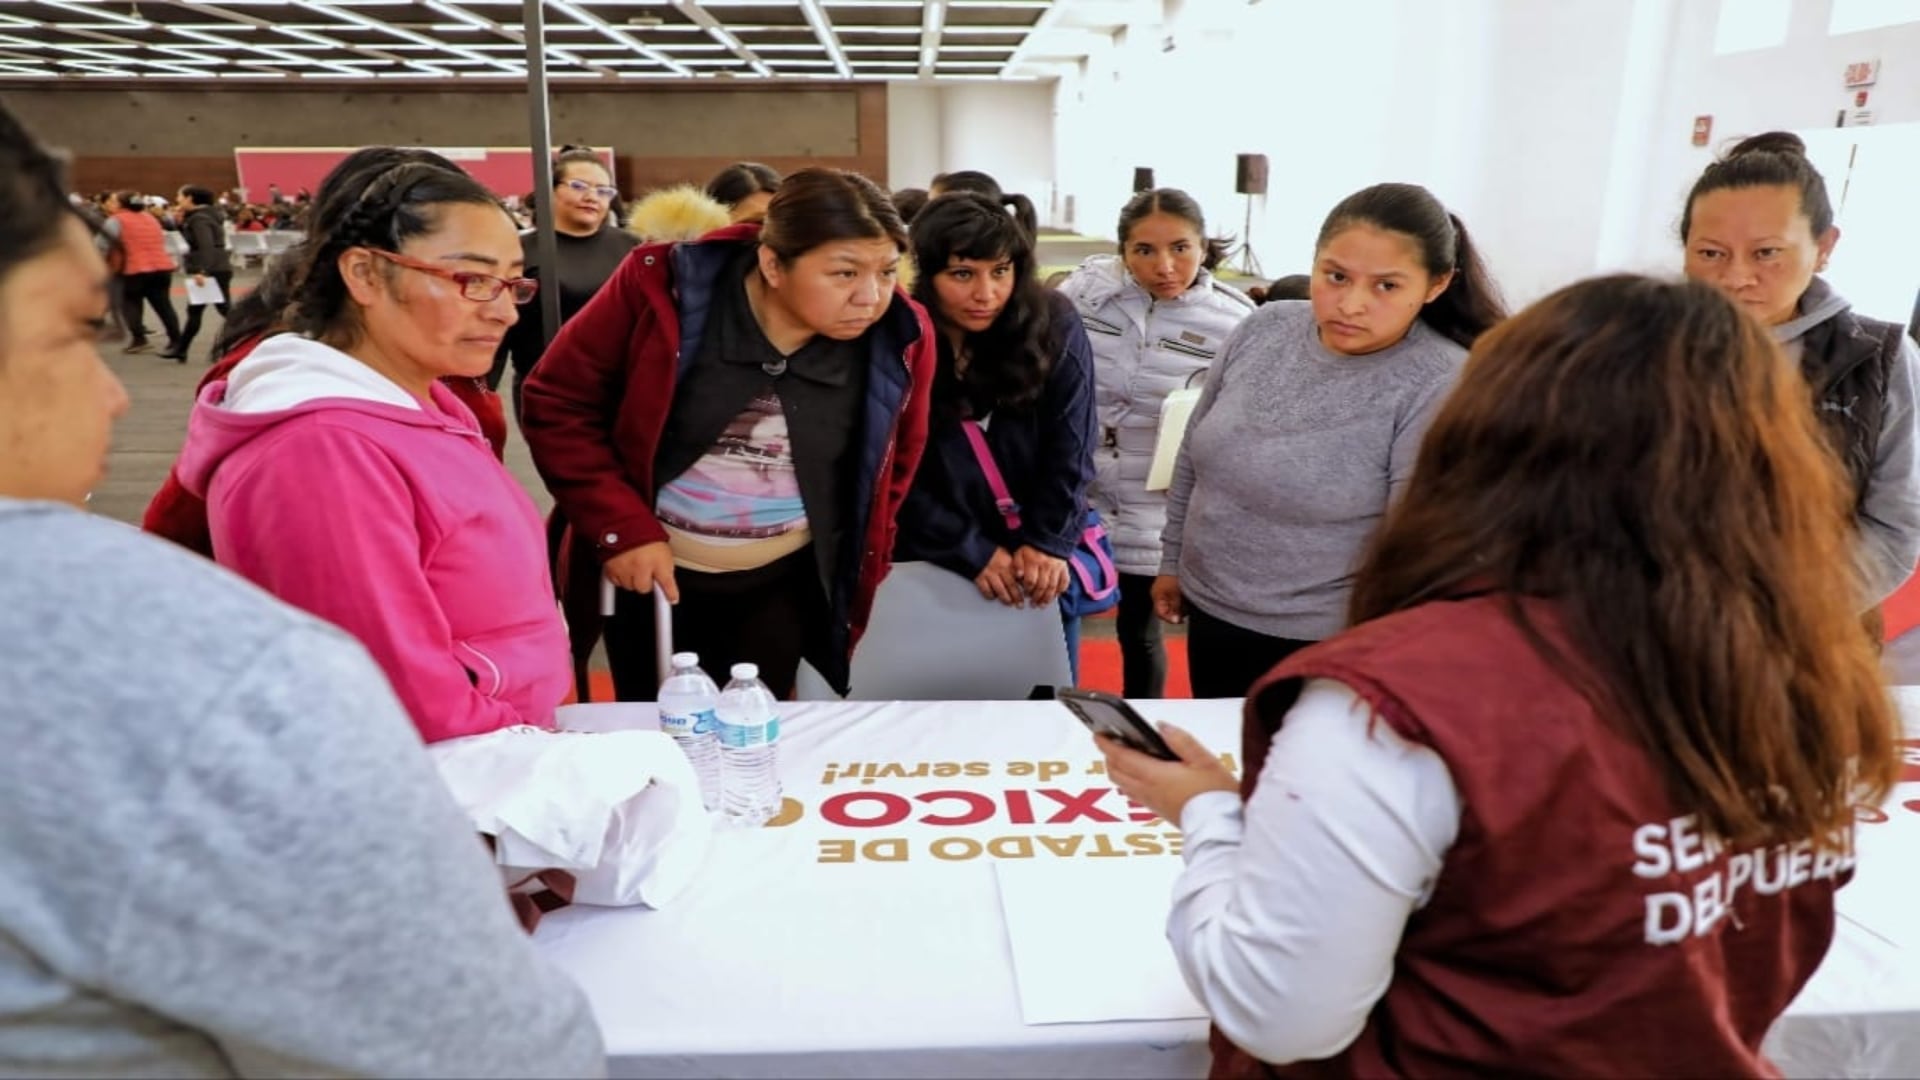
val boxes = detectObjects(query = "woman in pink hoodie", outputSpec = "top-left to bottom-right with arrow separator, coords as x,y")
177,153 -> 569,744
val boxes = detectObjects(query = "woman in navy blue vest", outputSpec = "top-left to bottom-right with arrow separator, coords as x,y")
894,191 -> 1097,680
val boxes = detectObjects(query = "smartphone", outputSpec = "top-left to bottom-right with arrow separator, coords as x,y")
1056,688 -> 1179,761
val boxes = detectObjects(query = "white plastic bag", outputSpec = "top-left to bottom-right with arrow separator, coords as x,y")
429,725 -> 711,908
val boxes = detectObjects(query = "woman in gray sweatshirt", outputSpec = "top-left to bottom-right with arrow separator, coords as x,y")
1157,183 -> 1506,698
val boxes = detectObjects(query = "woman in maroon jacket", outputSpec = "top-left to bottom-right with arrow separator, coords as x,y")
521,168 -> 934,700
1097,276 -> 1900,1077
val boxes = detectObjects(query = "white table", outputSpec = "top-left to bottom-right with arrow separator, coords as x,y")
536,698 -> 1920,1079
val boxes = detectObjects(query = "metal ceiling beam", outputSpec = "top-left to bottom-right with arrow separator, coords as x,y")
670,0 -> 772,77
795,0 -> 851,78
546,0 -> 692,77
161,1 -> 455,77
916,0 -> 943,79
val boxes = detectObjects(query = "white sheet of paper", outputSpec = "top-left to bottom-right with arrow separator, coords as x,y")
1145,387 -> 1201,492
995,858 -> 1207,1025
185,276 -> 226,306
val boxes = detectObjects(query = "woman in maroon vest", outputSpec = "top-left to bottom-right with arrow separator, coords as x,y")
1097,275 -> 1902,1077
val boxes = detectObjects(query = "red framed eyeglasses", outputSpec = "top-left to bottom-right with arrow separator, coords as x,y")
368,248 -> 538,304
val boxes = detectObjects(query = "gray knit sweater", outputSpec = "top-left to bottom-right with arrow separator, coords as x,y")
1160,301 -> 1467,640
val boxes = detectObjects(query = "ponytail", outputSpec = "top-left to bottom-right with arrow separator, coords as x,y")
931,169 -> 1037,242
1423,213 -> 1505,349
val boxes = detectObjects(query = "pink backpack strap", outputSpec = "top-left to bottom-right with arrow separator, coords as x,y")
1070,521 -> 1120,601
961,419 -> 1022,531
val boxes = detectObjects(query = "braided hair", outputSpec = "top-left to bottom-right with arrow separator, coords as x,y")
283,150 -> 506,344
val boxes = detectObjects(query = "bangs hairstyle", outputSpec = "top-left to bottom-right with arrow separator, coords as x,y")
1351,274 -> 1898,850
910,191 -> 1054,414
285,149 -> 505,344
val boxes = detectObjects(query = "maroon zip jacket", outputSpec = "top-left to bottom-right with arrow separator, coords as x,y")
519,223 -> 935,693
1217,594 -> 1848,1079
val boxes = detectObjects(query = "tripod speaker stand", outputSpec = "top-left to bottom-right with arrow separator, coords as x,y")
1228,153 -> 1268,278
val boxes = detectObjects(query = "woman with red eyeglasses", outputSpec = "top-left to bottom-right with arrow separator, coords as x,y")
174,155 -> 572,744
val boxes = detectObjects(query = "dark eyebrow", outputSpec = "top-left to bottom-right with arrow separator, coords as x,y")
439,252 -> 504,269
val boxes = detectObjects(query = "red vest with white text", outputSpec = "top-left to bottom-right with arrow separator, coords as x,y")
1214,594 -> 1847,1080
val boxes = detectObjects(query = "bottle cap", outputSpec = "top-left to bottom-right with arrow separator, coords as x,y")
731,662 -> 759,680
671,651 -> 699,669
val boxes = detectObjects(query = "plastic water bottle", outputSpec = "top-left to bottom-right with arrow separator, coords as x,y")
715,662 -> 783,827
657,652 -> 721,810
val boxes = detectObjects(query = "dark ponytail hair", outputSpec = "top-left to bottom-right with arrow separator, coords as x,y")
0,100 -> 76,299
758,167 -> 906,265
1116,187 -> 1230,272
1680,131 -> 1834,242
910,191 -> 1054,414
285,148 -> 506,344
1316,182 -> 1506,349
930,169 -> 1038,244
705,161 -> 782,208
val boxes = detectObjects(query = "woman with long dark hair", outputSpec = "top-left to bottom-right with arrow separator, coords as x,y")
1156,182 -> 1506,698
896,191 -> 1096,675
1099,275 -> 1901,1077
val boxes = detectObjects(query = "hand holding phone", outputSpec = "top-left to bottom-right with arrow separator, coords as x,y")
1056,688 -> 1179,761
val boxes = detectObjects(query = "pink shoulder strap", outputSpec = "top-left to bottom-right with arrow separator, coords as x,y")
961,420 -> 1022,530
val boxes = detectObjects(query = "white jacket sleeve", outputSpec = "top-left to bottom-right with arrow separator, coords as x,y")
1168,678 -> 1461,1065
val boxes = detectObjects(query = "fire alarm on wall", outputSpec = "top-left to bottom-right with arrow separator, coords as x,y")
1691,115 -> 1712,147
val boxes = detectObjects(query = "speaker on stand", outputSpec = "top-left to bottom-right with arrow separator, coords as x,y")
1132,166 -> 1155,193
1229,153 -> 1267,278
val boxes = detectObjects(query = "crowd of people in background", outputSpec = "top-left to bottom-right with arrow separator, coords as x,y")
9,88 -> 1920,1078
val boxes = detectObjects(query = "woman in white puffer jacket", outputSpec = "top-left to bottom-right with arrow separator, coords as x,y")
1056,189 -> 1254,697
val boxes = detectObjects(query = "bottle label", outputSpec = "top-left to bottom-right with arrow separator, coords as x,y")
661,708 -> 717,738
716,716 -> 781,749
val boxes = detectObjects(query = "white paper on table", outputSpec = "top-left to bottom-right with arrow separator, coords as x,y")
995,858 -> 1206,1025
1145,387 -> 1201,492
184,276 -> 226,306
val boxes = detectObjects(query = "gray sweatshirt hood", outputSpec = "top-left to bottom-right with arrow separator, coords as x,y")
1773,276 -> 1851,344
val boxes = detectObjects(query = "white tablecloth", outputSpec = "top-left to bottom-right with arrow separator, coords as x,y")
535,698 -> 1920,1079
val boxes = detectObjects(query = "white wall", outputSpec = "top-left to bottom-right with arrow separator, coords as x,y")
886,83 -> 944,194
887,82 -> 1057,214
1049,0 -> 1920,309
1628,0 -> 1920,306
936,83 -> 1057,215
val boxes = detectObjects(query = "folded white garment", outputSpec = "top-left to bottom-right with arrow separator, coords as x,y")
429,725 -> 711,908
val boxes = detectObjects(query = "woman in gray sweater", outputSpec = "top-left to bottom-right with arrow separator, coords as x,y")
1156,183 -> 1506,697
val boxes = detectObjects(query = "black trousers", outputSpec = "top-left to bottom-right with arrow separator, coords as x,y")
602,548 -> 828,703
1116,573 -> 1166,698
176,271 -> 234,355
1186,602 -> 1315,700
121,271 -> 181,346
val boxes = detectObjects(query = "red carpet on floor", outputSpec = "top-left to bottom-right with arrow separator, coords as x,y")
1885,569 -> 1920,640
571,623 -> 1190,704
